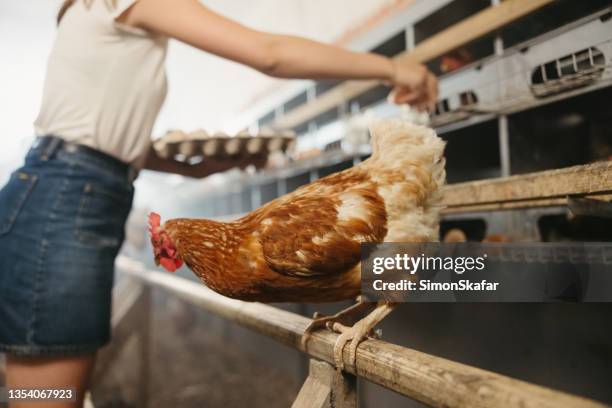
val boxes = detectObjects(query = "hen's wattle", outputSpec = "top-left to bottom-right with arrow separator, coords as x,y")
149,212 -> 183,272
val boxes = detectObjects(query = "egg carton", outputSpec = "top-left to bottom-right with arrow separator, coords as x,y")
153,129 -> 296,161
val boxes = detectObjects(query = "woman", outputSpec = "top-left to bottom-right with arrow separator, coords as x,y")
0,0 -> 437,405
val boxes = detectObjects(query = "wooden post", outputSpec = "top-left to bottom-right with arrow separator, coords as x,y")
292,359 -> 357,408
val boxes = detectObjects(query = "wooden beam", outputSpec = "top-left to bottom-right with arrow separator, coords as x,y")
442,161 -> 612,214
397,0 -> 554,64
274,80 -> 376,130
441,194 -> 612,215
116,257 -> 608,408
292,359 -> 356,408
273,0 -> 554,130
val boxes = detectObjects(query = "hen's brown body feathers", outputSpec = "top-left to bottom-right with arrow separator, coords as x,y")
162,121 -> 446,303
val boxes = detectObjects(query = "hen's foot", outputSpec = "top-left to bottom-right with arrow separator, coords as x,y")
300,299 -> 376,351
330,301 -> 396,371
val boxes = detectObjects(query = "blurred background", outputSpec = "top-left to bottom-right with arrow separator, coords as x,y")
1,0 -> 612,407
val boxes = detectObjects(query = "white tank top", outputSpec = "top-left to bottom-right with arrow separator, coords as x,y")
34,0 -> 168,167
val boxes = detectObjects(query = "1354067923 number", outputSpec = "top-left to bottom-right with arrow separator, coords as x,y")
1,388 -> 76,402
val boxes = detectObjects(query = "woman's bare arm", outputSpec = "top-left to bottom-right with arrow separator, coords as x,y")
121,0 -> 437,109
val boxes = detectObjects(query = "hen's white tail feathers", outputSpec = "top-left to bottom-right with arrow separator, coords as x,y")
369,119 -> 446,206
368,121 -> 447,242
369,120 -> 445,164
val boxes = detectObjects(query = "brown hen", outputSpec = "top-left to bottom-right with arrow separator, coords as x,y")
150,120 -> 446,369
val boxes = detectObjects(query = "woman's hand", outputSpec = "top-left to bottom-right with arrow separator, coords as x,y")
388,59 -> 438,112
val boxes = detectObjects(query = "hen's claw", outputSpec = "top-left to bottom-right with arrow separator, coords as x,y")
330,322 -> 378,371
329,302 -> 396,371
300,301 -> 377,351
301,313 -> 339,350
301,301 -> 396,370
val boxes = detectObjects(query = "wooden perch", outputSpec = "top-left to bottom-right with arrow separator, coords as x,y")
292,359 -> 356,408
116,256 -> 608,408
442,161 -> 612,214
273,0 -> 555,130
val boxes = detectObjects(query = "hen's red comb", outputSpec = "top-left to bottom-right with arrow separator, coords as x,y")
149,212 -> 162,257
149,212 -> 161,234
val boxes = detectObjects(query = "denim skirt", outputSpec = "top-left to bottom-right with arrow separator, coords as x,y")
0,137 -> 134,356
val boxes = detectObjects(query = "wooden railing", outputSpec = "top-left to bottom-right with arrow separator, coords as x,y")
101,256 -> 609,408
442,161 -> 612,214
